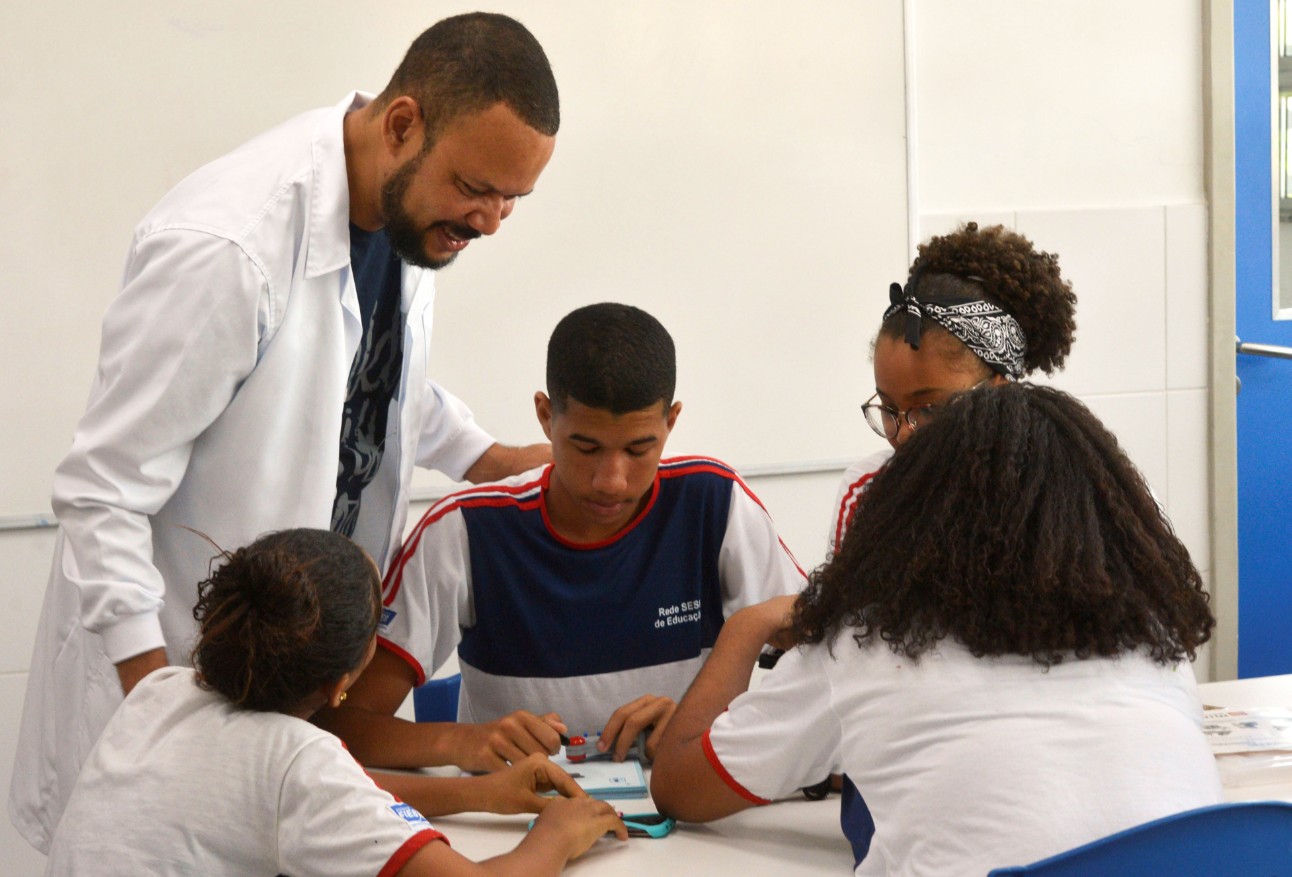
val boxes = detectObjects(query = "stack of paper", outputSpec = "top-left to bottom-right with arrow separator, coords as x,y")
551,754 -> 648,800
1203,707 -> 1292,788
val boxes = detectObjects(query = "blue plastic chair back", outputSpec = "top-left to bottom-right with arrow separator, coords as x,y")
840,774 -> 876,867
987,801 -> 1292,876
412,673 -> 461,723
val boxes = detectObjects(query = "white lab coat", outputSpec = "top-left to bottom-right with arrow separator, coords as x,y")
9,93 -> 494,853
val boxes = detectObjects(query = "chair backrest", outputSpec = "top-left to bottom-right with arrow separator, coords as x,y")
412,673 -> 461,723
988,801 -> 1292,876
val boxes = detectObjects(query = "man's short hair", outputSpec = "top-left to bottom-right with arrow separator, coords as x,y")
547,303 -> 676,415
378,12 -> 559,145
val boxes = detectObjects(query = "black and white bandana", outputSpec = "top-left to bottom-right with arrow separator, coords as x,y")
883,280 -> 1027,380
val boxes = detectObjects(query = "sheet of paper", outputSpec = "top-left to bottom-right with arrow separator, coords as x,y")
1203,707 -> 1292,754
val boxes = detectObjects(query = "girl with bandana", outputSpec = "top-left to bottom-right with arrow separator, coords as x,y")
650,384 -> 1222,877
820,223 -> 1079,862
45,529 -> 625,876
829,222 -> 1077,554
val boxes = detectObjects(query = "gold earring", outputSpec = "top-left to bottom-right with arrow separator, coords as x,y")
339,691 -> 348,703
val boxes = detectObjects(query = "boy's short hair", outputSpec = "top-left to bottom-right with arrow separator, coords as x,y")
546,303 -> 676,414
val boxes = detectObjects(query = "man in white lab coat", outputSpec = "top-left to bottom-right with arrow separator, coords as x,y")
10,13 -> 560,853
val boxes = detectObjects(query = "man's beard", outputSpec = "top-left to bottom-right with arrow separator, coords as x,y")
380,154 -> 480,270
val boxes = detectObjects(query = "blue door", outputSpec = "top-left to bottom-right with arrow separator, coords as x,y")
1235,0 -> 1292,677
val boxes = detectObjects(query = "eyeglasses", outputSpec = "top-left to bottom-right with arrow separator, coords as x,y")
860,377 -> 993,441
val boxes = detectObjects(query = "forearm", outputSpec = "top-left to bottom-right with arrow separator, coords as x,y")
463,442 -> 551,483
473,832 -> 575,877
315,707 -> 469,769
662,609 -> 771,746
651,606 -> 782,820
370,772 -> 496,818
400,801 -> 613,877
401,838 -> 570,877
53,489 -> 170,665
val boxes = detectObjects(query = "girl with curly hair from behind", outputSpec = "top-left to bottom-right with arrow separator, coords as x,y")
652,384 -> 1222,877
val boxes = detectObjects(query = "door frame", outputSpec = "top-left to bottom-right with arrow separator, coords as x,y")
1205,0 -> 1239,681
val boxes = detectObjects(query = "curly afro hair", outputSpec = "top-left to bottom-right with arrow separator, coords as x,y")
792,383 -> 1213,667
882,222 -> 1077,376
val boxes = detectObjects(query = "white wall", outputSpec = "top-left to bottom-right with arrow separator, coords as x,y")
909,0 -> 1212,673
0,1 -> 1211,872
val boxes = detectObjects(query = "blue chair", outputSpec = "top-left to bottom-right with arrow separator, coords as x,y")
987,801 -> 1292,876
839,774 -> 876,868
412,673 -> 461,723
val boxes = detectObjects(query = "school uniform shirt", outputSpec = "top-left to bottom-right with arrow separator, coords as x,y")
704,639 -> 1225,877
44,667 -> 444,877
11,91 -> 494,853
380,457 -> 807,735
827,448 -> 893,556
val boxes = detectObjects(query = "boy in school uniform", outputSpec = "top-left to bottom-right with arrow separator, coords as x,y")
318,302 -> 805,771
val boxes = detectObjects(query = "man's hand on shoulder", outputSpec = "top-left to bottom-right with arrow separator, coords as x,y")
463,441 -> 552,483
598,693 -> 677,762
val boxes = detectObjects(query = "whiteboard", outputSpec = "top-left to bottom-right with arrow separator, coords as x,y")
0,0 -> 908,515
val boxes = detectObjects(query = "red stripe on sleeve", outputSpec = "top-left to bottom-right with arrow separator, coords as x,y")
701,728 -> 772,806
724,469 -> 807,580
832,470 -> 878,551
376,830 -> 448,877
660,456 -> 808,580
377,638 -> 427,687
382,472 -> 547,606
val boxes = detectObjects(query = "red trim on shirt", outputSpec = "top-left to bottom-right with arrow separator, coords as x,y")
701,728 -> 771,806
832,469 -> 879,551
383,454 -> 806,603
377,637 -> 427,687
660,456 -> 808,580
377,830 -> 448,877
537,463 -> 663,549
383,470 -> 548,605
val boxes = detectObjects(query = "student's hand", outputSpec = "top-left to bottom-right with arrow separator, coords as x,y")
474,753 -> 588,814
529,795 -> 628,858
598,694 -> 676,762
394,781 -> 624,877
450,710 -> 567,772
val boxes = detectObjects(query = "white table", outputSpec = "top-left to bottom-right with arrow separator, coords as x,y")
1198,674 -> 1292,711
427,676 -> 1292,872
1198,674 -> 1292,804
431,782 -> 853,875
426,668 -> 855,874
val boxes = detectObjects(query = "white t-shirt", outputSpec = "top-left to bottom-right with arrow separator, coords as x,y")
827,449 -> 892,555
45,667 -> 444,877
705,639 -> 1224,877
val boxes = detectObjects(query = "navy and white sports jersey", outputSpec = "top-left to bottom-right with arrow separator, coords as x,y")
380,456 -> 805,734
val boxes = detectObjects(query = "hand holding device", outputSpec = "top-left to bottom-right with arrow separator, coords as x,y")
582,693 -> 677,762
560,731 -> 646,763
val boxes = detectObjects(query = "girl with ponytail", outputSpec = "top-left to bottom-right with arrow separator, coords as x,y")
47,529 -> 624,876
